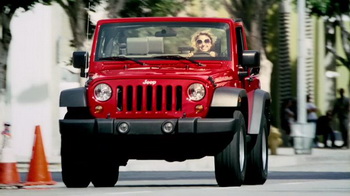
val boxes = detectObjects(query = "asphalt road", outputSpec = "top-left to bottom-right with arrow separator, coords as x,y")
1,147 -> 349,195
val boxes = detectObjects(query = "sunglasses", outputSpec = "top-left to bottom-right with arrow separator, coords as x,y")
196,39 -> 211,44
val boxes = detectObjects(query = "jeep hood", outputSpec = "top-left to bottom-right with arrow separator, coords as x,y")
92,61 -> 236,79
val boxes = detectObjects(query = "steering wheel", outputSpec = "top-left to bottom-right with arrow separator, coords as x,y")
193,52 -> 212,57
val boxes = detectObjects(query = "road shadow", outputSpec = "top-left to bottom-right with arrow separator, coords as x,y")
119,171 -> 215,181
115,184 -> 218,188
118,171 -> 350,181
269,171 -> 350,180
20,171 -> 350,184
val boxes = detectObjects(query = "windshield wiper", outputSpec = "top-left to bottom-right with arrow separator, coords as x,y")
99,56 -> 147,66
152,55 -> 205,67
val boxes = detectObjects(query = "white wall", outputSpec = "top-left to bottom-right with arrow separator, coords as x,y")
7,4 -> 74,162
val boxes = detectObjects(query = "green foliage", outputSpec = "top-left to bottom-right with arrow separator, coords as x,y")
0,0 -> 52,13
306,0 -> 349,17
306,0 -> 350,70
119,0 -> 191,17
306,0 -> 330,15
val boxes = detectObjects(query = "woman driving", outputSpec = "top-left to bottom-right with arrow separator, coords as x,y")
188,30 -> 217,57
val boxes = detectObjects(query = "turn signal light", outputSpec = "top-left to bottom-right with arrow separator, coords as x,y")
94,105 -> 103,113
195,104 -> 204,113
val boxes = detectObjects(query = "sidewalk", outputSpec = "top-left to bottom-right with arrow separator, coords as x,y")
16,147 -> 350,173
119,147 -> 350,172
268,147 -> 350,172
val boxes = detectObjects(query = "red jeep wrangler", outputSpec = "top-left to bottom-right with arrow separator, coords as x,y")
59,17 -> 270,188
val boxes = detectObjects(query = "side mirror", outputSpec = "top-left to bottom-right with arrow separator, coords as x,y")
242,50 -> 260,68
73,51 -> 89,77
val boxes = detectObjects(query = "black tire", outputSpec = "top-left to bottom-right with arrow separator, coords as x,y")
244,115 -> 268,185
61,108 -> 92,188
215,110 -> 247,187
61,134 -> 91,188
91,162 -> 119,187
64,107 -> 92,119
91,135 -> 120,187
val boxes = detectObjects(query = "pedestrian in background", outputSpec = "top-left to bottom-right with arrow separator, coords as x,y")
306,95 -> 318,146
316,110 -> 336,148
332,88 -> 350,149
280,98 -> 295,147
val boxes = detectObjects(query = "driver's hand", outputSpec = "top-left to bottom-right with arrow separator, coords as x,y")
209,51 -> 216,57
187,52 -> 194,57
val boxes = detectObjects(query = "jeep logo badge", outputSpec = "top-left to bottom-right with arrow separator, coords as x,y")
142,80 -> 156,85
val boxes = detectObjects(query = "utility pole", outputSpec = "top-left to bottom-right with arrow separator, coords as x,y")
292,0 -> 315,154
297,0 -> 306,124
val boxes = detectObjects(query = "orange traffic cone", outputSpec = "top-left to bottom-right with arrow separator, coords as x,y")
0,148 -> 22,186
0,123 -> 22,187
24,125 -> 56,186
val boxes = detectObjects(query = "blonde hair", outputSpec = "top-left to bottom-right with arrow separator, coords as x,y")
190,30 -> 217,50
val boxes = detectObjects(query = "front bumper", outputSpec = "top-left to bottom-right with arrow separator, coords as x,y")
59,118 -> 238,160
59,118 -> 236,136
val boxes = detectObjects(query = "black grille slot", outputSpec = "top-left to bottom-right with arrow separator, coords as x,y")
137,86 -> 142,111
166,86 -> 172,111
156,86 -> 163,111
117,86 -> 123,111
146,86 -> 152,111
127,86 -> 133,111
116,84 -> 183,112
176,86 -> 182,111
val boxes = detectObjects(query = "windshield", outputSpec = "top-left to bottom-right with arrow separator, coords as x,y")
95,22 -> 231,61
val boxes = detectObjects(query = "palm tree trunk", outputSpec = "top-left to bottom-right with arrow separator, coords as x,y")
0,12 -> 14,90
0,11 -> 14,125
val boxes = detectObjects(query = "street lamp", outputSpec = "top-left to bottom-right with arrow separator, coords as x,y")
292,0 -> 315,154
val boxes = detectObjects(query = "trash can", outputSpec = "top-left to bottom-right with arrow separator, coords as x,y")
291,123 -> 316,154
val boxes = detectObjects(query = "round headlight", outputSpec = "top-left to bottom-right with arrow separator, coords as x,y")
188,83 -> 205,101
94,83 -> 112,101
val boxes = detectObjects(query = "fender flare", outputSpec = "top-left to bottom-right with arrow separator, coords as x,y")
247,89 -> 270,135
59,87 -> 87,107
210,87 -> 247,108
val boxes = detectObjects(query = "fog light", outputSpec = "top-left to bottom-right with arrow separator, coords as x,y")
195,104 -> 204,113
162,122 -> 174,134
95,105 -> 103,113
118,122 -> 130,134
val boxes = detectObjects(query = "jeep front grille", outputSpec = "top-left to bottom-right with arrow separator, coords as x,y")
116,85 -> 183,112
